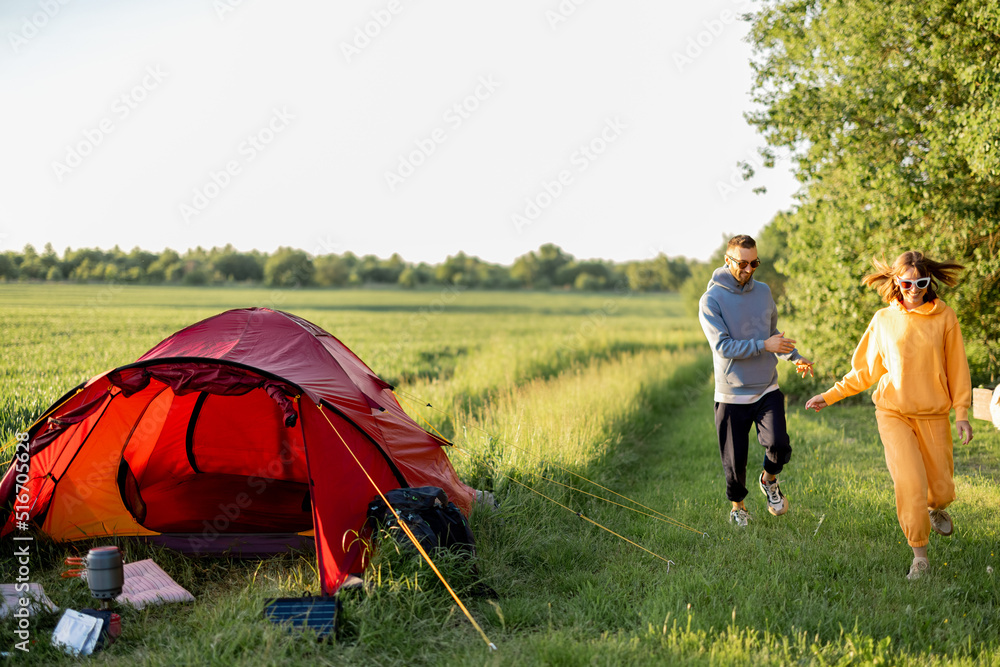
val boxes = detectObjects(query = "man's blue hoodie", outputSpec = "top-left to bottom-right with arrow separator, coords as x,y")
698,266 -> 802,402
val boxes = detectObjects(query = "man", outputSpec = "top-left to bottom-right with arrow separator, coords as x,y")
698,235 -> 813,526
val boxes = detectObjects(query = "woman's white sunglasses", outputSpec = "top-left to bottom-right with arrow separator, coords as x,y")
895,276 -> 930,290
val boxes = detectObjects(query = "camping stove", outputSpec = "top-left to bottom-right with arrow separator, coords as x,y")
64,546 -> 124,610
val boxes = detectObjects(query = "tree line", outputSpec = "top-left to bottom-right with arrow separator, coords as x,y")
0,242 -> 699,293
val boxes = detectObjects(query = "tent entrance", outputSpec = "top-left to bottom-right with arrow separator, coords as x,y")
117,381 -> 313,535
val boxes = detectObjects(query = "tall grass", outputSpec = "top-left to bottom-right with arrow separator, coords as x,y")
447,348 -> 705,480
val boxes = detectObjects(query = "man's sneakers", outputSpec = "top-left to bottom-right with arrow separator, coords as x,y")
728,472 -> 787,526
929,508 -> 954,536
730,507 -> 750,527
759,472 -> 788,516
906,556 -> 930,581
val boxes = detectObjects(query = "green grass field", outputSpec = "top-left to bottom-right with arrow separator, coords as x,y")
1,284 -> 998,666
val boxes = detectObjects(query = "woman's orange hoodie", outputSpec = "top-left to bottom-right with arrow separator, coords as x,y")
821,299 -> 972,420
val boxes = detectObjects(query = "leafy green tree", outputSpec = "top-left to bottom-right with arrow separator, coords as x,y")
64,248 -> 105,279
147,249 -> 182,283
625,254 -> 692,292
125,247 -> 158,281
624,261 -> 658,292
380,253 -> 407,284
182,265 -> 208,286
69,258 -> 92,282
753,214 -> 791,304
0,253 -> 17,280
510,252 -> 539,287
352,253 -> 405,284
40,243 -> 61,276
434,252 -> 509,287
409,263 -> 437,286
747,0 -> 1000,381
680,261 -> 715,318
435,252 -> 468,285
164,261 -> 186,283
314,254 -> 352,287
574,271 -> 607,290
264,247 -> 315,287
512,244 -> 574,288
536,243 -> 573,285
558,260 -> 613,290
213,250 -> 263,282
18,244 -> 45,280
397,266 -> 420,288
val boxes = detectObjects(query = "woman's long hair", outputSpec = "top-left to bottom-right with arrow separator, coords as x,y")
862,251 -> 964,304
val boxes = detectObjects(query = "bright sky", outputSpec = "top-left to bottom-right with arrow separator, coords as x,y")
0,0 -> 799,266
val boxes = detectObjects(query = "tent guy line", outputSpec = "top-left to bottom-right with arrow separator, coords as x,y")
392,389 -> 709,537
367,395 -> 685,573
501,474 -> 675,573
507,465 -> 703,535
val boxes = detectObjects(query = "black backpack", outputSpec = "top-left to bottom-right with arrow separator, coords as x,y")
366,486 -> 475,555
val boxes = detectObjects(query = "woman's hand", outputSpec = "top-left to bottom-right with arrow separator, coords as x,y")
956,420 -> 973,445
795,359 -> 814,378
805,395 -> 827,412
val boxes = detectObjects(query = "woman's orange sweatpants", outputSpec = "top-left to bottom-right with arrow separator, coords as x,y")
875,409 -> 955,548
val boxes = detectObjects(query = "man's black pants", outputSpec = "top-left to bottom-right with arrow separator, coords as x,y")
714,389 -> 791,503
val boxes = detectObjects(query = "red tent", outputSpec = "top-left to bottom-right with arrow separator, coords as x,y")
1,308 -> 474,594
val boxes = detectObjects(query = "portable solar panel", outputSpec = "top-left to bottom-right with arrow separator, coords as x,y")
263,595 -> 340,639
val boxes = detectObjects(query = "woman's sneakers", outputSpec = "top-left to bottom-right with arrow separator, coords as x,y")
759,472 -> 788,516
929,508 -> 953,536
907,556 -> 930,581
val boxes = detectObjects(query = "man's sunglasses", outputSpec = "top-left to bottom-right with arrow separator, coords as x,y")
727,255 -> 761,270
895,276 -> 930,290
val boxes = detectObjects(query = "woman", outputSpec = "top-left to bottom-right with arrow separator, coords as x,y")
805,251 -> 973,580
